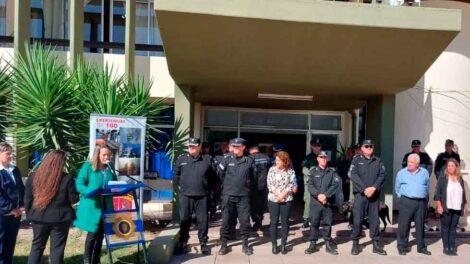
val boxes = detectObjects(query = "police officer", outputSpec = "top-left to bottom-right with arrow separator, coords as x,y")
434,139 -> 460,179
302,138 -> 322,228
401,140 -> 433,175
210,140 -> 231,221
218,138 -> 256,256
349,139 -> 387,256
249,145 -> 271,231
174,138 -> 214,255
305,151 -> 340,255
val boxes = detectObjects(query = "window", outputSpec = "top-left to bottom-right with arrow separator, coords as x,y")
204,110 -> 238,127
240,112 -> 308,130
30,0 -> 69,40
311,115 -> 342,131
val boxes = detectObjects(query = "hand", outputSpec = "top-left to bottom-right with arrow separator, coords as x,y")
436,206 -> 444,215
364,187 -> 376,198
9,208 -> 22,218
317,194 -> 327,204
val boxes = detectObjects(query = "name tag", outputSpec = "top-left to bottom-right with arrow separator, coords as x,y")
314,175 -> 321,178
181,162 -> 188,166
228,163 -> 235,166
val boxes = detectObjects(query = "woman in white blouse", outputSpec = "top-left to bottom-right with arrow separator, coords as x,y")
267,151 -> 298,255
434,158 -> 467,256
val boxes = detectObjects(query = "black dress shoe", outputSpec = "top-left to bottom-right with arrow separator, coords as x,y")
272,243 -> 279,255
351,242 -> 361,255
281,243 -> 288,255
219,241 -> 229,255
449,247 -> 458,256
201,244 -> 210,255
303,219 -> 310,228
372,241 -> 387,255
418,248 -> 432,255
398,249 -> 407,255
305,242 -> 317,254
326,241 -> 338,255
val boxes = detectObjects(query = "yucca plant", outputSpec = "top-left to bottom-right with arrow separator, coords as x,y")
165,115 -> 190,165
73,61 -> 170,151
0,63 -> 11,141
8,43 -> 85,167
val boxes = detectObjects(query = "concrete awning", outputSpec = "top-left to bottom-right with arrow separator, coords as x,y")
155,0 -> 461,110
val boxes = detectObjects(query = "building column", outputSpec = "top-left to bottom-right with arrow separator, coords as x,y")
172,84 -> 194,222
14,0 -> 29,58
69,0 -> 84,69
125,0 -> 135,79
366,95 -> 395,220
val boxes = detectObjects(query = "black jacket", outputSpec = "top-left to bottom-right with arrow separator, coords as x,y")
249,152 -> 271,191
24,173 -> 79,223
0,166 -> 25,215
434,175 -> 467,213
218,154 -> 255,196
349,155 -> 386,195
308,166 -> 340,207
174,153 -> 214,196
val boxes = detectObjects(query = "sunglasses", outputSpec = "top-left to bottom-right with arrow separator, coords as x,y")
363,145 -> 374,149
318,156 -> 328,159
312,144 -> 321,147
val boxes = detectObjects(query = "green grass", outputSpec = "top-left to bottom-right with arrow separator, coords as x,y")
14,226 -> 158,264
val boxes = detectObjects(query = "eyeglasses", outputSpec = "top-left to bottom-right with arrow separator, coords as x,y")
363,145 -> 374,149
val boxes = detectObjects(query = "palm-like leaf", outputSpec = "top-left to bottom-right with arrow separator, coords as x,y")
166,115 -> 190,165
0,63 -> 11,141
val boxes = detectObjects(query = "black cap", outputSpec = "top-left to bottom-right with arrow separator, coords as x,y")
318,151 -> 329,157
187,138 -> 201,146
362,139 -> 374,146
228,139 -> 235,145
310,138 -> 321,145
445,139 -> 454,145
411,140 -> 421,146
231,138 -> 246,146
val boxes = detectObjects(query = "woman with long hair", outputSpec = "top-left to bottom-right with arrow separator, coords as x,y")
434,158 -> 467,256
267,151 -> 298,255
74,145 -> 116,264
24,149 -> 78,264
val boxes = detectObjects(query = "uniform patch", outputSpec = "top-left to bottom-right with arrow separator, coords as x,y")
218,164 -> 225,170
228,163 -> 235,166
181,162 -> 187,166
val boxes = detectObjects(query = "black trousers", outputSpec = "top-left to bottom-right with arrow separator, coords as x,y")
179,194 -> 208,244
220,195 -> 250,241
28,221 -> 70,264
268,201 -> 291,244
0,215 -> 20,264
440,209 -> 461,249
309,204 -> 333,242
397,196 -> 426,251
251,190 -> 267,226
84,220 -> 104,264
209,182 -> 221,217
351,193 -> 380,241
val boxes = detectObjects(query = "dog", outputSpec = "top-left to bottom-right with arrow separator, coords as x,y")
342,201 -> 391,232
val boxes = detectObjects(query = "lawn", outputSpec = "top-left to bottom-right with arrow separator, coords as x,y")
14,222 -> 162,264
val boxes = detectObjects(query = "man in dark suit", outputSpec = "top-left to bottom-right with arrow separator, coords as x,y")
0,142 -> 25,264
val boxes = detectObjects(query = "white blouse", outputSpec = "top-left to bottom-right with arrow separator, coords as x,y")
267,167 -> 297,203
446,179 -> 463,211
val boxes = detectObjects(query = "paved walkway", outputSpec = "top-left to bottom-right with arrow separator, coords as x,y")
170,207 -> 470,264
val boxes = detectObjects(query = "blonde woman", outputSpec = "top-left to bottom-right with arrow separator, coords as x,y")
74,145 -> 116,264
434,158 -> 467,256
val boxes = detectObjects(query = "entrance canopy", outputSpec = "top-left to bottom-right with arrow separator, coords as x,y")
155,0 -> 461,110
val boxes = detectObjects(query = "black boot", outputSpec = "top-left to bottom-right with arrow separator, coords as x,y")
280,242 -> 288,255
218,240 -> 229,255
373,241 -> 387,255
443,247 -> 451,256
303,219 -> 310,228
449,247 -> 458,256
351,240 -> 361,255
201,243 -> 210,255
325,241 -> 338,255
242,240 -> 253,256
272,242 -> 279,255
304,241 -> 317,254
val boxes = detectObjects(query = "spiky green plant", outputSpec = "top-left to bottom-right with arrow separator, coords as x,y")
9,44 -> 84,161
0,63 -> 11,141
165,115 -> 190,165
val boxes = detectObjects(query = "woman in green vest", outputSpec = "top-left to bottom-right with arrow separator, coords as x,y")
74,145 -> 116,264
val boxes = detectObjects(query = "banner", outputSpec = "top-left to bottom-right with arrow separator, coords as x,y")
89,114 -> 147,184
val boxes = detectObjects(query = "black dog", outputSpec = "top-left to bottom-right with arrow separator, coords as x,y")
343,201 -> 390,232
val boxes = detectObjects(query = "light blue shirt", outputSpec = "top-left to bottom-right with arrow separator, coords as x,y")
395,167 -> 429,199
0,164 -> 15,184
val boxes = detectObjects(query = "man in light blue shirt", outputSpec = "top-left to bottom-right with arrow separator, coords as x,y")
395,153 -> 431,256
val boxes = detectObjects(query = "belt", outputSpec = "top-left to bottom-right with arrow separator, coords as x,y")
403,196 -> 426,201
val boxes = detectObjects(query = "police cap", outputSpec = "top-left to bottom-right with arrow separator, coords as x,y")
411,140 -> 421,147
231,138 -> 246,146
187,138 -> 201,146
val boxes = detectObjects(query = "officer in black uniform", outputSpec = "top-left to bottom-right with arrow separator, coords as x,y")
174,138 -> 214,255
210,140 -> 231,221
302,138 -> 322,228
218,138 -> 256,256
349,139 -> 387,256
434,139 -> 460,179
305,151 -> 340,255
401,140 -> 433,174
249,145 -> 271,231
